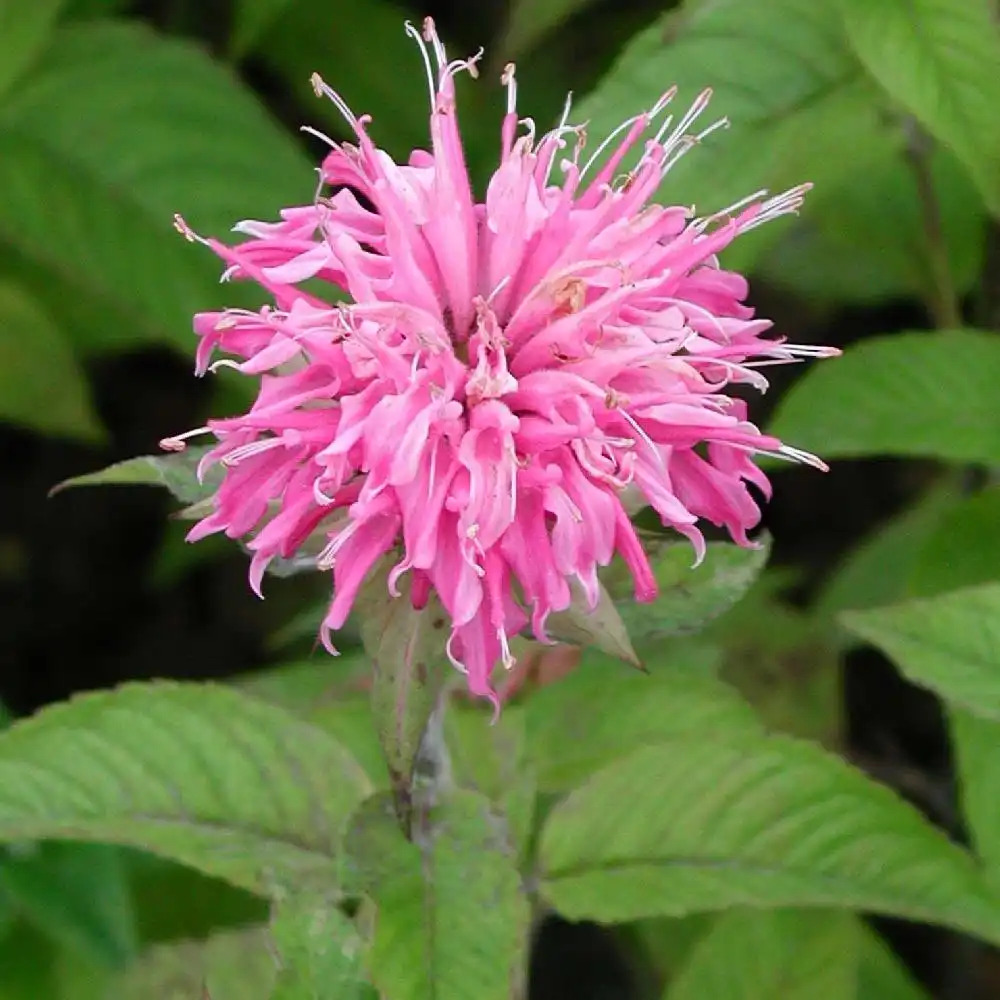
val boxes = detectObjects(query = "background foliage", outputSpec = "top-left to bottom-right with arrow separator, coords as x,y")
2,0 -> 1000,997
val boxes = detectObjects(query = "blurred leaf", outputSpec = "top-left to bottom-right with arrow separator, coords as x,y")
126,852 -> 267,946
816,485 -> 956,620
575,0 -> 892,270
499,0 -> 601,59
0,21 -> 313,353
840,0 -> 1000,215
539,734 -> 1000,942
609,537 -> 770,644
230,0 -> 294,58
761,145 -> 984,303
857,923 -> 933,999
0,0 -> 65,101
526,646 -> 758,792
843,583 -> 1000,722
112,927 -> 276,1000
0,682 -> 370,894
271,893 -> 374,999
711,576 -> 840,743
665,909 -> 858,1000
51,447 -> 216,503
547,581 -> 639,667
0,841 -> 135,967
347,790 -> 529,1000
770,330 -> 1000,463
0,281 -> 102,440
0,919 -> 59,999
260,0 -> 445,162
907,488 -> 1000,598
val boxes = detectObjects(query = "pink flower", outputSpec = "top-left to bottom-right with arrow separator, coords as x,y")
164,18 -> 836,706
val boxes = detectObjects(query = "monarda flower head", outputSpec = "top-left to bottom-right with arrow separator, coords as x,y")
165,18 -> 836,706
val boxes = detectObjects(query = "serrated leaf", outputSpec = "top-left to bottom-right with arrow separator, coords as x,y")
840,0 -> 1000,215
539,734 -> 1000,943
609,537 -> 770,643
907,488 -> 1000,598
575,0 -> 889,270
546,581 -> 639,666
355,568 -> 450,822
0,0 -> 65,101
51,447 -> 216,503
0,682 -> 370,894
842,583 -> 1000,722
665,909 -> 858,1000
769,330 -> 1000,463
347,790 -> 529,1000
0,21 -> 312,353
0,280 -> 102,441
0,841 -> 136,967
526,647 -> 758,792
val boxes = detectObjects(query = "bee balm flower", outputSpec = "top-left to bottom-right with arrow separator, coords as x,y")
165,18 -> 835,705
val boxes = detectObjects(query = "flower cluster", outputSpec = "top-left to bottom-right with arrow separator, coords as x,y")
165,18 -> 835,705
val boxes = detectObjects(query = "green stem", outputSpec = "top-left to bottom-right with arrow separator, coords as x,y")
903,121 -> 962,330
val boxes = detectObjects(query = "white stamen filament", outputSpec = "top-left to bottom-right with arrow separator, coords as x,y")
579,112 -> 643,180
299,125 -> 339,149
221,436 -> 289,467
309,74 -> 363,133
738,183 -> 812,232
159,426 -> 211,452
502,62 -> 518,114
405,20 -> 438,109
316,520 -> 360,570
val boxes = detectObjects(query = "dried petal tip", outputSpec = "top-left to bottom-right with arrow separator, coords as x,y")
164,18 -> 835,707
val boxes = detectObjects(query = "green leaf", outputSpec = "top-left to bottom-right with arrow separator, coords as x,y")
840,0 -> 1000,215
907,488 -> 1000,598
0,841 -> 136,967
760,144 -> 984,304
815,485 -> 956,620
546,581 -> 639,667
0,280 -> 102,441
665,909 -> 858,1000
0,21 -> 313,353
950,708 -> 1000,874
230,0 -> 294,58
769,330 -> 1000,463
843,583 -> 1000,722
857,923 -> 932,1000
50,447 -> 216,504
609,537 -> 770,644
445,703 -> 536,856
575,0 -> 890,270
526,647 -> 759,792
270,892 -> 373,999
347,790 -> 529,1000
355,567 -> 450,823
539,734 -> 1000,943
499,0 -> 601,59
111,927 -> 276,1000
0,682 -> 370,894
0,0 -> 65,101
259,0 -> 443,164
